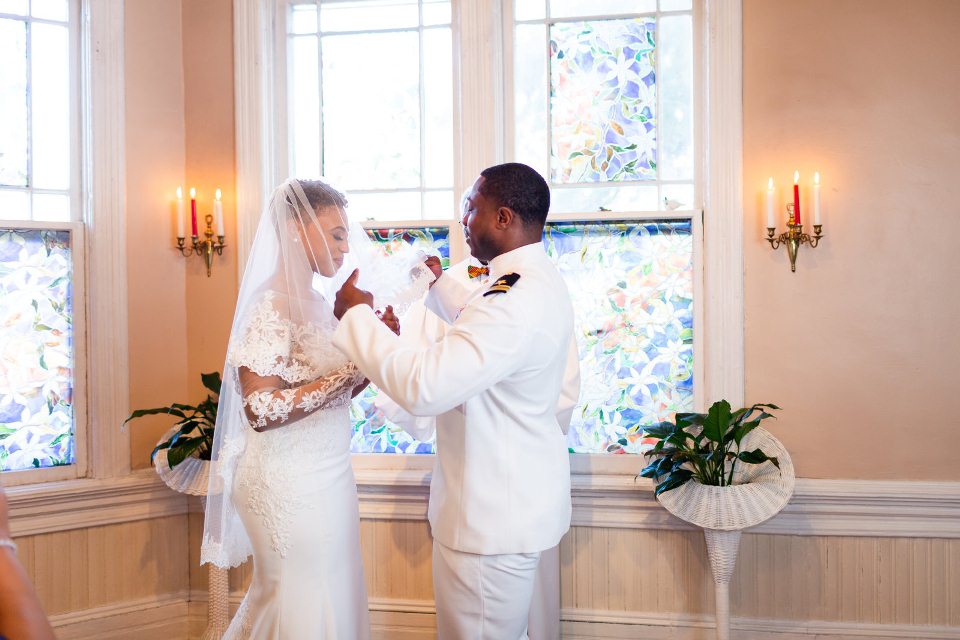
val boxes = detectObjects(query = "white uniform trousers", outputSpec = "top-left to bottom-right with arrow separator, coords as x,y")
433,541 -> 541,640
527,545 -> 560,640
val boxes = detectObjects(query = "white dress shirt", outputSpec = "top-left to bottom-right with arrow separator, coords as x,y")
334,242 -> 579,554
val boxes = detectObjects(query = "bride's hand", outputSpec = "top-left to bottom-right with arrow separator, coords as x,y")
376,305 -> 400,335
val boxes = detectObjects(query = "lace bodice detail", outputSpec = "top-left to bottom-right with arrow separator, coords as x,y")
227,291 -> 347,385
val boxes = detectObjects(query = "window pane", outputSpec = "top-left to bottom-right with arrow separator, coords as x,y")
423,189 -> 453,219
543,220 -> 694,454
321,32 -> 420,191
515,0 -> 545,21
513,23 -> 548,179
0,0 -> 27,16
290,35 -> 321,177
550,18 -> 658,184
31,0 -> 68,22
422,0 -> 450,26
31,22 -> 71,190
0,228 -> 75,471
658,15 -> 693,180
32,192 -> 69,221
423,27 -> 453,189
661,183 -> 693,211
351,225 -> 450,454
660,0 -> 692,11
549,0 -> 655,20
0,18 -> 28,188
346,191 -> 421,221
0,189 -> 29,220
290,3 -> 318,35
320,0 -> 418,32
550,183 -> 658,214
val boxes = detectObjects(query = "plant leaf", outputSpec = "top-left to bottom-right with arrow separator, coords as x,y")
654,469 -> 693,496
702,400 -> 732,443
201,371 -> 222,395
738,448 -> 781,469
124,406 -> 187,423
165,436 -> 205,468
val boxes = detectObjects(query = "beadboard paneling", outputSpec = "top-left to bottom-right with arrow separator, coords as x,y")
561,527 -> 960,627
15,515 -> 189,617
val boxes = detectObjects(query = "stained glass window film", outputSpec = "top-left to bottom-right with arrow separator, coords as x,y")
513,4 -> 694,213
350,226 -> 450,453
0,228 -> 75,471
544,220 -> 694,454
550,18 -> 658,184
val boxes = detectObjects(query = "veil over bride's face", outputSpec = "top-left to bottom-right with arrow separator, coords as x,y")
293,205 -> 350,277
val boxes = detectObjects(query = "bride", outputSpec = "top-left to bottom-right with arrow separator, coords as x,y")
200,179 -> 430,638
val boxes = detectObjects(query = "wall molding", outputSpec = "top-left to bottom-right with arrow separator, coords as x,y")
82,0 -> 130,479
233,0 -> 278,279
702,0 -> 745,408
350,471 -> 960,539
563,609 -> 960,640
8,468 -> 960,540
51,593 -> 188,640
7,472 -> 188,537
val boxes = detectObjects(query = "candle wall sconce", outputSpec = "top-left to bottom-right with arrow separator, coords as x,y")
175,187 -> 226,277
177,217 -> 226,277
766,203 -> 823,272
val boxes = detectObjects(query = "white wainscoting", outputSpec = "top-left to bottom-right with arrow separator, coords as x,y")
12,472 -> 960,639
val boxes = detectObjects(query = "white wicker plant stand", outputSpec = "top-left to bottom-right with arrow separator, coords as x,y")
656,427 -> 795,640
154,429 -> 229,640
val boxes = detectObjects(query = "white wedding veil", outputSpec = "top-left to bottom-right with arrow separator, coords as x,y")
200,178 -> 431,568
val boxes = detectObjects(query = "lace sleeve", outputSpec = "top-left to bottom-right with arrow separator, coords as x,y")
241,363 -> 366,431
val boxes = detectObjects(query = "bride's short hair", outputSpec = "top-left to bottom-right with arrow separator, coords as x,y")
296,179 -> 348,213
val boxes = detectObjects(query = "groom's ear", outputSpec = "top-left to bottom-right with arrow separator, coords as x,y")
495,206 -> 515,229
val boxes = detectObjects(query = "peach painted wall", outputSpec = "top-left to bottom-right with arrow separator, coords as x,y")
182,0 -> 239,400
125,0 -> 189,469
743,0 -> 960,479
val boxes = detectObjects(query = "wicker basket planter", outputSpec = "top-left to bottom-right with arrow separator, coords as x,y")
656,427 -> 795,640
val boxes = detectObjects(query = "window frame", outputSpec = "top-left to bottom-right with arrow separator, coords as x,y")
0,0 -> 89,484
0,220 -> 88,484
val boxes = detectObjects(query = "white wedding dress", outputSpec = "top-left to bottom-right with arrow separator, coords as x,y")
221,290 -> 371,639
202,178 -> 430,639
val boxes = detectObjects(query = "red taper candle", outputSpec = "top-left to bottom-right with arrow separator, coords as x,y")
792,171 -> 801,225
189,187 -> 198,237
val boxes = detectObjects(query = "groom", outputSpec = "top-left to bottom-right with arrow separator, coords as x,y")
333,162 -> 578,639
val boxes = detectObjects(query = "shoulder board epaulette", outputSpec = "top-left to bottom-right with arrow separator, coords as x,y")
483,272 -> 521,297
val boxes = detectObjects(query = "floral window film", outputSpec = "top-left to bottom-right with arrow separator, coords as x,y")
544,220 -> 694,454
514,4 -> 694,213
0,229 -> 75,471
350,226 -> 450,453
550,18 -> 657,184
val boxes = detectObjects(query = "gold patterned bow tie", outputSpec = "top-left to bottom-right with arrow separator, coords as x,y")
467,265 -> 489,279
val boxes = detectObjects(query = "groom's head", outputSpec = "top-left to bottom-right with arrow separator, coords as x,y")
461,163 -> 550,262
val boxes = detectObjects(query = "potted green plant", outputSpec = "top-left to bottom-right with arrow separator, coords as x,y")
637,399 -> 781,495
124,371 -> 221,495
634,400 -> 795,640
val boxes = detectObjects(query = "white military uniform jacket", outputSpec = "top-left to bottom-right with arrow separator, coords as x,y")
334,242 -> 579,555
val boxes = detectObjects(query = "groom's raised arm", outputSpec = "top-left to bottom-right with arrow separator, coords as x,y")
333,294 -> 535,417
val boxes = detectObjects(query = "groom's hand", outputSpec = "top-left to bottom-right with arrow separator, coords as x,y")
334,269 -> 374,320
423,255 -> 443,281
